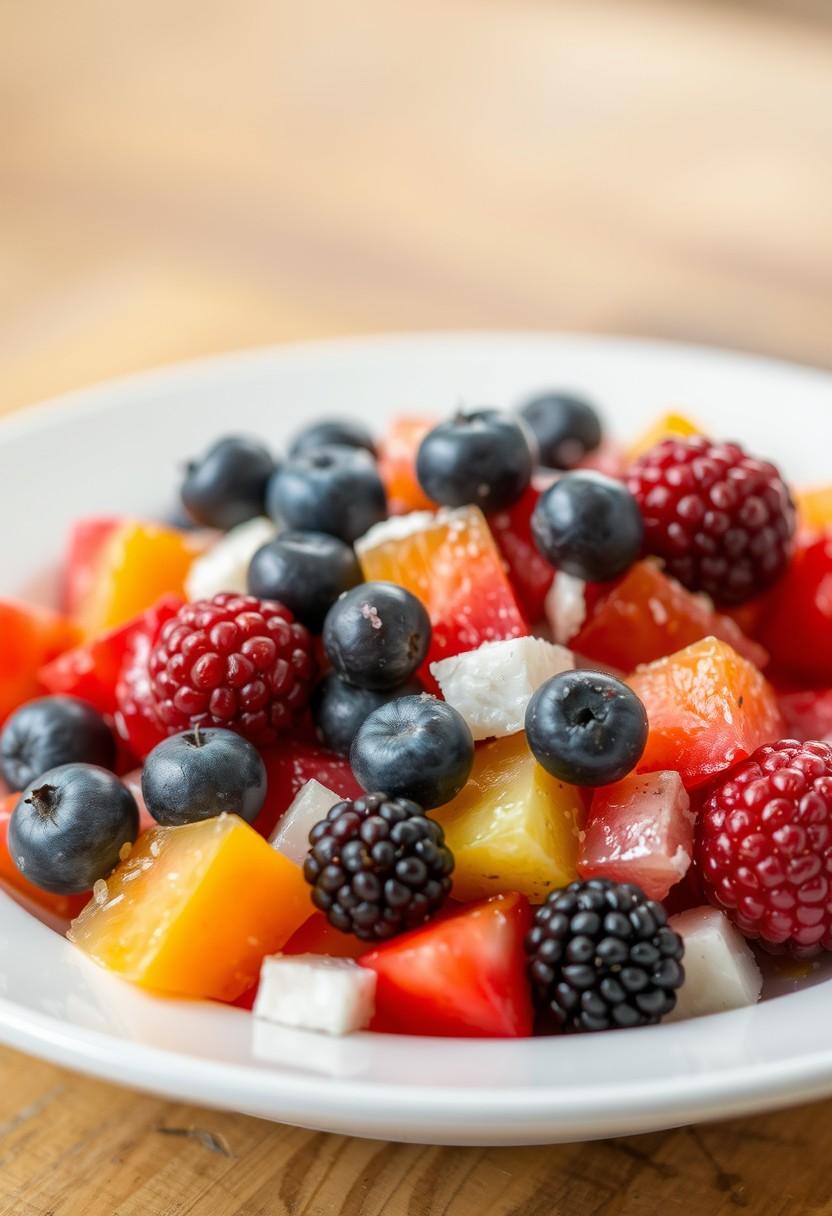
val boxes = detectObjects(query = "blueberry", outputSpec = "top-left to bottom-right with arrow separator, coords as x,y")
247,530 -> 362,633
416,409 -> 532,513
519,392 -> 602,469
181,435 -> 275,531
141,727 -> 267,827
9,764 -> 139,894
289,418 -> 376,460
351,694 -> 474,809
525,670 -> 648,787
266,444 -> 387,544
323,581 -> 431,691
312,672 -> 424,756
531,472 -> 643,582
1,696 -> 116,791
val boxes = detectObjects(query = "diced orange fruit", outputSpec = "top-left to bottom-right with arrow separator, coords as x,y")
433,733 -> 583,903
357,505 -> 527,668
573,560 -> 769,671
0,599 -> 80,725
629,636 -> 784,788
796,487 -> 832,535
63,517 -> 123,618
625,412 -> 702,465
69,815 -> 312,1000
74,521 -> 204,639
377,415 -> 437,514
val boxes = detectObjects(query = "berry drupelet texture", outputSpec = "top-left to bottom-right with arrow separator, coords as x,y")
626,436 -> 796,606
147,593 -> 316,747
697,739 -> 832,956
526,878 -> 685,1031
303,792 -> 455,941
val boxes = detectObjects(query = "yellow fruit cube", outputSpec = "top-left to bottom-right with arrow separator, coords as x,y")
797,486 -> 832,533
433,734 -> 584,904
625,412 -> 702,464
68,814 -> 312,1000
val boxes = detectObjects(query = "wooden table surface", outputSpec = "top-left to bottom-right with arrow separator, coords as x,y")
2,1 -> 832,1212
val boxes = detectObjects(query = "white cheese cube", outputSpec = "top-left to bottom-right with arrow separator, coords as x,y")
545,571 -> 587,646
269,779 -> 342,865
185,516 -> 276,600
254,955 -> 376,1035
667,906 -> 762,1022
430,636 -> 574,740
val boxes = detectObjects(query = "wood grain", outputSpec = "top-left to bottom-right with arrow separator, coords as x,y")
1,0 -> 832,1212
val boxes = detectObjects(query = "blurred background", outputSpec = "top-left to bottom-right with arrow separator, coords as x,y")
1,0 -> 831,414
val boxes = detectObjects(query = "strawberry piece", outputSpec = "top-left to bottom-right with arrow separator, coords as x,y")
0,794 -> 88,920
489,484 -> 555,623
377,415 -> 437,514
282,912 -> 366,959
629,636 -> 784,788
0,600 -> 79,726
253,738 -> 362,840
578,771 -> 694,901
63,517 -> 122,618
777,686 -> 832,743
360,892 -> 534,1037
571,560 -> 768,671
760,534 -> 832,684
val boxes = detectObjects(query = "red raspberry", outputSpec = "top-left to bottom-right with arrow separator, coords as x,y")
626,436 -> 795,606
697,739 -> 832,956
148,593 -> 316,747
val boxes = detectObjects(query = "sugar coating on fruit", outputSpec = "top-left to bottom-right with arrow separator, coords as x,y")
666,907 -> 762,1022
185,516 -> 276,601
431,637 -> 574,740
354,510 -> 437,556
545,572 -> 587,645
578,770 -> 694,901
270,779 -> 342,866
254,954 -> 376,1035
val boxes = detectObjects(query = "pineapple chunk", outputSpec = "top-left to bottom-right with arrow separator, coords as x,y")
433,734 -> 583,903
68,814 -> 312,1000
624,411 -> 702,464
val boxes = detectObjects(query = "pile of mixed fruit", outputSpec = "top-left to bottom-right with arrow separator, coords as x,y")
3,391 -> 832,1038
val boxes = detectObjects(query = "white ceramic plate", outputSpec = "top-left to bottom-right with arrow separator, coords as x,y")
2,333 -> 832,1146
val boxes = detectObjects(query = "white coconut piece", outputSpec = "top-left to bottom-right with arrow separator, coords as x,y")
430,636 -> 574,740
544,572 -> 587,646
254,955 -> 376,1035
185,516 -> 276,600
667,906 -> 763,1022
269,779 -> 342,866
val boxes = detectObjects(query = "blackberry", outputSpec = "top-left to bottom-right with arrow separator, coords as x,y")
303,792 -> 454,942
526,878 -> 685,1032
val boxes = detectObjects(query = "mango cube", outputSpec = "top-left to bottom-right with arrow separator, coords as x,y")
68,814 -> 312,1000
625,411 -> 702,464
78,521 -> 204,638
433,734 -> 583,903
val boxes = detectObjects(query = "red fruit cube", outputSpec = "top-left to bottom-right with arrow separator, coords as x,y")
282,912 -> 366,960
356,505 -> 528,669
359,892 -> 534,1038
567,560 -> 768,672
629,637 -> 784,788
760,535 -> 832,683
254,739 -> 362,840
489,484 -> 555,623
0,600 -> 80,726
777,686 -> 832,743
578,771 -> 694,901
63,517 -> 122,618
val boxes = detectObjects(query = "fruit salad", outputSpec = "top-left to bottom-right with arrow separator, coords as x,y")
6,390 -> 832,1041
